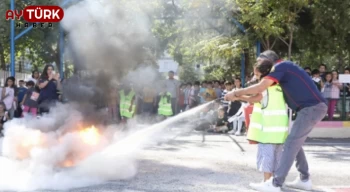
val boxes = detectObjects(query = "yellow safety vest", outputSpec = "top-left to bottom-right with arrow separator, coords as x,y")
158,92 -> 173,116
119,90 -> 136,118
247,84 -> 289,144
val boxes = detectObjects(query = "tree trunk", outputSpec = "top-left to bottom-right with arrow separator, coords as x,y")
0,42 -> 6,70
338,53 -> 344,72
244,48 -> 250,81
288,29 -> 293,60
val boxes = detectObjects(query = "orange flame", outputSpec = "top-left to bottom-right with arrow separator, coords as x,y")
79,125 -> 100,146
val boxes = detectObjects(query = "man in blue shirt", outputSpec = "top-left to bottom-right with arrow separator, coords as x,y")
225,50 -> 327,192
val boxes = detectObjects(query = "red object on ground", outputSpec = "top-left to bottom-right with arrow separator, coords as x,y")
244,104 -> 257,144
244,104 -> 254,130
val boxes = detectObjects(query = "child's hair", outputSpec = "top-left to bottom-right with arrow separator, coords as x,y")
225,81 -> 232,85
19,80 -> 24,83
311,69 -> 320,76
325,72 -> 332,82
26,80 -> 35,87
4,76 -> 15,88
254,59 -> 274,79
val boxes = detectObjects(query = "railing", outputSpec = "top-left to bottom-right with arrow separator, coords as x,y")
0,70 -> 31,86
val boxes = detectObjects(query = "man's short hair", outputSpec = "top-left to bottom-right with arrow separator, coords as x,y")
168,71 -> 175,74
304,67 -> 311,71
258,50 -> 280,63
319,64 -> 327,69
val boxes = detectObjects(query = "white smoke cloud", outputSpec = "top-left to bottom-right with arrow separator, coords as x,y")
0,101 -> 209,191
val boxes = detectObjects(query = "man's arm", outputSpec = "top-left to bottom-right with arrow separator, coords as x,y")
237,94 -> 262,103
225,78 -> 274,101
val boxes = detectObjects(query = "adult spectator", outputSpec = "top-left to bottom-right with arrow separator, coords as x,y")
27,70 -> 40,85
165,71 -> 180,115
338,68 -> 350,119
225,51 -> 327,192
1,77 -> 15,119
319,64 -> 327,80
38,64 -> 61,115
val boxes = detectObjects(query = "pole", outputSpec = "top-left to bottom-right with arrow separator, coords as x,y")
10,0 -> 15,77
256,41 -> 261,58
241,53 -> 245,88
59,24 -> 64,79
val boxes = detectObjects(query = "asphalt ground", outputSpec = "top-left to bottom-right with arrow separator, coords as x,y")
1,132 -> 349,192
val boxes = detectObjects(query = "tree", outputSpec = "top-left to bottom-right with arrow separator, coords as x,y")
0,0 -> 61,73
234,0 -> 308,59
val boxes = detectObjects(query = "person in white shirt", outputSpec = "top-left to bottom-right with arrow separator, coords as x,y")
1,77 -> 16,119
26,70 -> 40,85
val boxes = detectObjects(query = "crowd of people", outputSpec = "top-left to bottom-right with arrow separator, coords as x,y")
0,64 -> 61,136
304,64 -> 349,120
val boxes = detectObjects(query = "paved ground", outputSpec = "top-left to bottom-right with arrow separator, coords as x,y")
3,132 -> 350,192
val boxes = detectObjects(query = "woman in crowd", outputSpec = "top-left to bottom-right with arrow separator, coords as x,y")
322,71 -> 341,120
28,70 -> 40,85
38,64 -> 61,115
1,77 -> 16,119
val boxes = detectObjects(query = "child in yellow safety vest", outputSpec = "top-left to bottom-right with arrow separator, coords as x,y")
235,60 -> 289,188
119,85 -> 136,123
158,91 -> 173,120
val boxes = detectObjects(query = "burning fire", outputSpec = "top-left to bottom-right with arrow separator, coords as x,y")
13,125 -> 104,168
16,130 -> 45,160
79,126 -> 100,146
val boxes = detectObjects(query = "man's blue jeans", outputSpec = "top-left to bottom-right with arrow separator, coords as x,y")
273,102 -> 328,187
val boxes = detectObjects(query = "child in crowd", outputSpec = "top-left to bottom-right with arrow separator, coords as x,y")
157,86 -> 173,121
199,81 -> 207,104
20,81 -> 39,117
322,71 -> 341,120
0,102 -> 9,136
1,77 -> 15,119
203,82 -> 217,102
207,107 -> 232,133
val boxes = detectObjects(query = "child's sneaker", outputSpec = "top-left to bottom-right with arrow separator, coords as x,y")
250,178 -> 281,192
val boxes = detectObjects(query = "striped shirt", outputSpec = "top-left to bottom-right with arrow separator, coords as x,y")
221,89 -> 229,107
